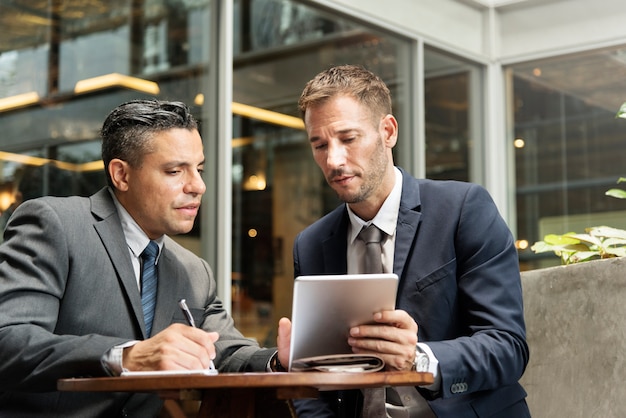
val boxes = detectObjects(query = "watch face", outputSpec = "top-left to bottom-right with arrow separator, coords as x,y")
415,353 -> 430,372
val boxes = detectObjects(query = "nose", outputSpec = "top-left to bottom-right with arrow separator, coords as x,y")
184,170 -> 206,196
326,141 -> 347,169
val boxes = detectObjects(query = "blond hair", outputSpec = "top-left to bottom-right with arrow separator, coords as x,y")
298,65 -> 392,122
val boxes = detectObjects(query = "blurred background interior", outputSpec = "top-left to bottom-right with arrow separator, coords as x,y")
2,0 -> 626,343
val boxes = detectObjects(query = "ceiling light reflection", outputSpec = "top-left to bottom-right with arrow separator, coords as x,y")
195,94 -> 303,130
0,91 -> 40,112
0,151 -> 103,172
74,73 -> 160,95
231,102 -> 304,130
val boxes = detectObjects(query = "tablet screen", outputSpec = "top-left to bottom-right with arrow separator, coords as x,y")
288,273 -> 398,369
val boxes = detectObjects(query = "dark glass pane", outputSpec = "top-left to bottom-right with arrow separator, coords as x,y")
231,0 -> 412,341
511,47 -> 626,269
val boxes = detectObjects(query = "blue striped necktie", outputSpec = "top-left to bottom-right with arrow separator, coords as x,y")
141,241 -> 159,337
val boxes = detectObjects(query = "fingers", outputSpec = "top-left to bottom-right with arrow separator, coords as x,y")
277,317 -> 292,367
372,309 -> 418,331
123,323 -> 219,372
350,309 -> 417,339
347,310 -> 418,371
348,331 -> 416,371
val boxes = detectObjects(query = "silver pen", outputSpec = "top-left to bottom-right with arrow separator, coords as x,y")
178,298 -> 216,371
178,298 -> 196,327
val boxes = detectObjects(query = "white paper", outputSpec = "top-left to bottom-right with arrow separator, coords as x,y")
121,368 -> 218,376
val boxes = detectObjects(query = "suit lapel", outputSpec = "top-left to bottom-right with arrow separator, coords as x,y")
322,207 -> 350,274
151,245 -> 184,334
89,189 -> 184,338
393,170 -> 422,279
90,189 -> 148,337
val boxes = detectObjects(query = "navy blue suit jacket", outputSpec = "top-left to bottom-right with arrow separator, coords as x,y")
293,169 -> 530,417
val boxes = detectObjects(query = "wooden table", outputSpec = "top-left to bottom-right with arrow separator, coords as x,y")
58,371 -> 433,418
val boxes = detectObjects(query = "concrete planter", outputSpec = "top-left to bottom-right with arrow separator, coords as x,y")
520,257 -> 626,417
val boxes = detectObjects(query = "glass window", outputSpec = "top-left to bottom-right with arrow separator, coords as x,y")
424,47 -> 481,183
0,0 -> 211,248
1,0 -> 487,344
231,0 -> 412,342
509,46 -> 626,270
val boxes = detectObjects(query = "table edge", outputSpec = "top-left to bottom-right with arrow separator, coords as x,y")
58,371 -> 434,392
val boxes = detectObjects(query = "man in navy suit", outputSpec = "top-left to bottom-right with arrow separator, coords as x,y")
289,65 -> 530,417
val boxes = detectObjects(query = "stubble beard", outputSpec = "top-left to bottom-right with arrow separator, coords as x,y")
329,139 -> 388,204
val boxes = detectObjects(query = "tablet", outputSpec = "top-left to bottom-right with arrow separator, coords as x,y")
288,273 -> 399,369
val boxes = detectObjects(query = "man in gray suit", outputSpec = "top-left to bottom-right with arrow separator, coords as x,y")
0,100 -> 290,417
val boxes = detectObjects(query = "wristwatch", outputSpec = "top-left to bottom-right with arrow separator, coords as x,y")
270,352 -> 287,372
413,345 -> 430,372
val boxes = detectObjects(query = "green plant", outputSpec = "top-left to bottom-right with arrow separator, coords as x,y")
605,105 -> 626,199
618,101 -> 626,119
531,226 -> 626,264
531,101 -> 626,264
605,177 -> 626,199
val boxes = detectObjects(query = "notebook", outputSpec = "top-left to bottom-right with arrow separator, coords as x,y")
288,273 -> 399,371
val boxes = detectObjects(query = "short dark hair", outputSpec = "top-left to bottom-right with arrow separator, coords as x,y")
298,65 -> 392,122
101,99 -> 198,187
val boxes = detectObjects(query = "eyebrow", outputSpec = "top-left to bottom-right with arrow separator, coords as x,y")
161,159 -> 205,169
309,128 -> 359,143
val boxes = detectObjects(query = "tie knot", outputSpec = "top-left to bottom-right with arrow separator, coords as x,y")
358,224 -> 384,245
142,241 -> 159,260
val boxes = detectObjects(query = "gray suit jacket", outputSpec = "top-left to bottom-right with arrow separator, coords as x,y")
0,188 -> 274,417
293,169 -> 530,417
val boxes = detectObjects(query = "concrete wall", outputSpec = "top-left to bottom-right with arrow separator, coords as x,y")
520,257 -> 626,417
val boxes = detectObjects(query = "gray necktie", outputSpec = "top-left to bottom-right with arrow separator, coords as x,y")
357,225 -> 435,418
359,224 -> 384,274
141,241 -> 159,337
358,225 -> 387,417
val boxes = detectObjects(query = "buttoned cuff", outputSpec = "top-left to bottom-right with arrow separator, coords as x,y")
101,341 -> 140,376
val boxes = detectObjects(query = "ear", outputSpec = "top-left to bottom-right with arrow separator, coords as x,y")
109,159 -> 131,192
380,114 -> 398,149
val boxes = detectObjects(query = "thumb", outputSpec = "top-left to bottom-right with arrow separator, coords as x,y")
277,317 -> 291,366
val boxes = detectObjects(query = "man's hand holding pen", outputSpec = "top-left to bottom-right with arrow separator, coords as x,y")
123,298 -> 292,374
122,323 -> 219,372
